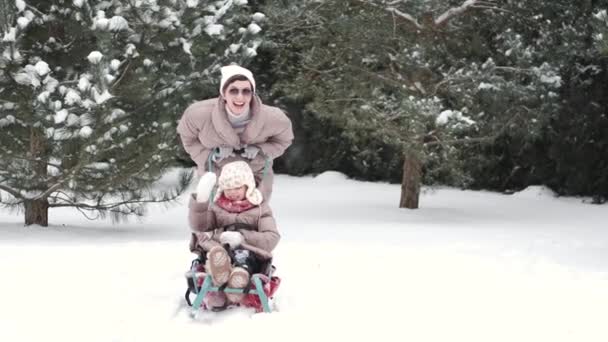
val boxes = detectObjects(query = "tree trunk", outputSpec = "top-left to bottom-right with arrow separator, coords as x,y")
24,198 -> 49,226
399,151 -> 422,209
25,126 -> 50,226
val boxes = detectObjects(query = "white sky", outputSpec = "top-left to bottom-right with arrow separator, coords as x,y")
1,170 -> 607,342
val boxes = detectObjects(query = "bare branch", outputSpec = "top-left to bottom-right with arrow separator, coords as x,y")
435,0 -> 480,27
425,134 -> 494,147
355,0 -> 422,29
49,196 -> 177,209
386,7 -> 422,29
36,182 -> 65,200
0,149 -> 63,169
110,59 -> 132,90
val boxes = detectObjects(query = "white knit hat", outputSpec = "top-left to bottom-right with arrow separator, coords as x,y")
214,161 -> 263,205
219,65 -> 256,97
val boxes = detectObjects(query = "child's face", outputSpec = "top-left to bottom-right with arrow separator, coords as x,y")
224,185 -> 247,201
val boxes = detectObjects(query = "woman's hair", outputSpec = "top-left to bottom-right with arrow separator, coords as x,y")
222,74 -> 253,94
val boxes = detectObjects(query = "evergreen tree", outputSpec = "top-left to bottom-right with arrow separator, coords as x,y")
0,0 -> 265,226
263,0 -> 562,207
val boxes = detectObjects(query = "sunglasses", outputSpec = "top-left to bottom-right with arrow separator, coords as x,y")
227,87 -> 253,96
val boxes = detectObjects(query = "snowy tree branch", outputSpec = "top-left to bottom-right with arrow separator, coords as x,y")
49,195 -> 179,209
0,150 -> 63,169
0,184 -> 22,199
355,0 -> 422,29
435,0 -> 482,27
424,107 -> 525,148
34,161 -> 87,200
110,59 -> 132,90
387,7 -> 422,29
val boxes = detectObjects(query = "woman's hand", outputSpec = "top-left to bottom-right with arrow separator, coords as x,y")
241,145 -> 260,159
212,146 -> 235,163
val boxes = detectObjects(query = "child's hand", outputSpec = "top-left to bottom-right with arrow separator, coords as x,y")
196,172 -> 217,203
195,231 -> 213,244
220,231 -> 243,249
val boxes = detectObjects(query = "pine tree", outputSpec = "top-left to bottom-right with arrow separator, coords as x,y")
593,8 -> 608,55
263,0 -> 567,208
0,0 -> 265,226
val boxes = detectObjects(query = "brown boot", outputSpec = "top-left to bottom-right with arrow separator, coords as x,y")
206,246 -> 231,286
226,267 -> 250,303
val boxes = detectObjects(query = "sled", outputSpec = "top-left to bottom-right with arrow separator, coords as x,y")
184,252 -> 280,317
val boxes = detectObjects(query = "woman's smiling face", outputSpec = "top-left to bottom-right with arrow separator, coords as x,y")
224,80 -> 253,115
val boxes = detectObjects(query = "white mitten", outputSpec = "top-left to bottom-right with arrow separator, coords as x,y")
219,231 -> 243,249
196,172 -> 217,203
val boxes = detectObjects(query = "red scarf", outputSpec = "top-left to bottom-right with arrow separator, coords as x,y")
216,194 -> 256,213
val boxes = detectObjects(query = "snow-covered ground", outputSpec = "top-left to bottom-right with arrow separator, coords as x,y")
1,171 -> 607,342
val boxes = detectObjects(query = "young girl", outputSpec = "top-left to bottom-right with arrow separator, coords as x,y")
188,160 -> 280,307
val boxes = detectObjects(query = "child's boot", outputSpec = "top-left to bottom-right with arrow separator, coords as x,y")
226,267 -> 250,303
206,246 -> 231,286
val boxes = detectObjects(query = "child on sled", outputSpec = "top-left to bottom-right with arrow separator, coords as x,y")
188,160 -> 280,309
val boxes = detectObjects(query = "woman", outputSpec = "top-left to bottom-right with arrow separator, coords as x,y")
177,64 -> 294,202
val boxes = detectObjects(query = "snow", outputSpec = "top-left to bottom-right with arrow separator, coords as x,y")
252,12 -> 266,22
34,61 -> 50,76
93,89 -> 113,104
478,82 -> 499,90
87,51 -> 103,64
3,27 -> 17,42
64,89 -> 81,105
540,74 -> 562,87
186,0 -> 199,8
94,17 -> 109,30
15,0 -> 26,12
247,23 -> 262,34
73,0 -> 84,8
93,11 -> 109,31
0,115 -> 15,127
12,70 -> 39,87
229,43 -> 241,53
54,109 -> 68,124
77,77 -> 90,92
511,185 -> 557,199
205,24 -> 224,36
110,59 -> 121,71
181,38 -> 192,55
436,109 -> 476,126
16,16 -> 30,29
66,113 -> 80,126
109,16 -> 129,31
1,171 -> 607,341
79,125 -> 92,138
37,91 -> 50,103
125,44 -> 137,56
